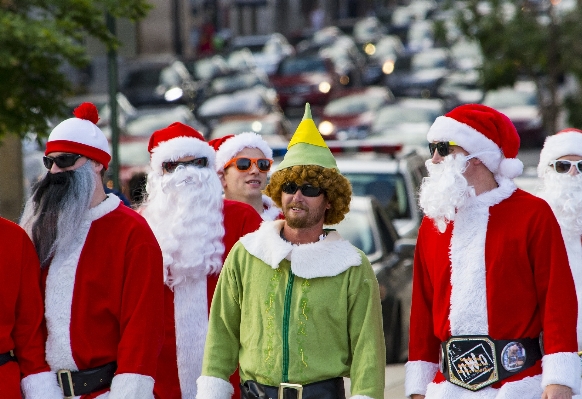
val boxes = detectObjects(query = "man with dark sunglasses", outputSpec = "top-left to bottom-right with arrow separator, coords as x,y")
198,104 -> 385,399
537,128 -> 582,392
407,104 -> 579,399
211,132 -> 281,221
19,102 -> 165,398
138,122 -> 262,399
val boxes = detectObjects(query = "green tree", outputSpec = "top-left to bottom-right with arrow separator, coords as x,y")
439,0 -> 582,134
0,0 -> 151,139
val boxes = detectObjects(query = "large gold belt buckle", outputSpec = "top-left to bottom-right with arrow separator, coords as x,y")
57,369 -> 75,399
279,382 -> 303,399
445,336 -> 499,391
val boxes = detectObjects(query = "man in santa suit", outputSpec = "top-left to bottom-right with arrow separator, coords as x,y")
0,218 -> 63,399
406,104 -> 580,399
138,122 -> 262,399
537,128 -> 582,397
210,132 -> 281,221
20,103 -> 165,399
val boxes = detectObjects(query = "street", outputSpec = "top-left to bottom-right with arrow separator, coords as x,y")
344,364 -> 406,399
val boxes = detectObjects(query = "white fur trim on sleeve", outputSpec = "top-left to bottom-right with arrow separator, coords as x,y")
21,371 -> 63,399
537,131 -> 582,177
196,375 -> 234,399
405,360 -> 439,396
541,352 -> 582,394
150,136 -> 216,175
108,373 -> 155,399
215,132 -> 273,172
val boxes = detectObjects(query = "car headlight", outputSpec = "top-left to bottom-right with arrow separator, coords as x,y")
318,120 -> 334,135
164,87 -> 183,102
318,81 -> 331,94
364,43 -> 376,55
382,60 -> 395,75
340,75 -> 350,85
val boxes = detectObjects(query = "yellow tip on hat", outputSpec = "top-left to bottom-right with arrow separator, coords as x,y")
276,103 -> 338,171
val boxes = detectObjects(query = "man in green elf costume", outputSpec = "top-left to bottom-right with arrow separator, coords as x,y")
196,104 -> 386,399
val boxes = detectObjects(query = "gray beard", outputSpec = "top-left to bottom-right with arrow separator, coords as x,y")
20,162 -> 95,267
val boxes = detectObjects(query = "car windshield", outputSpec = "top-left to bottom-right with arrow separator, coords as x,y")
324,94 -> 386,116
213,119 -> 278,138
279,56 -> 327,75
483,89 -> 537,108
332,208 -> 377,256
342,172 -> 410,219
119,142 -> 150,167
125,66 -> 181,87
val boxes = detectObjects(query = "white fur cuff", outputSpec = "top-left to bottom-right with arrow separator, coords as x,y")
405,360 -> 439,396
108,373 -> 155,399
21,371 -> 63,399
541,352 -> 582,394
196,375 -> 234,399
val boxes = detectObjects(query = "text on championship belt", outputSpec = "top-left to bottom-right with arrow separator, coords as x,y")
445,336 -> 499,391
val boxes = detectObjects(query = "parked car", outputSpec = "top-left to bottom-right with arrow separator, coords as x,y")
361,35 -> 405,85
481,81 -> 545,147
209,112 -> 292,149
329,195 -> 416,363
317,86 -> 395,140
206,70 -> 272,97
270,52 -> 341,114
184,55 -> 230,81
231,33 -> 295,75
121,58 -> 199,107
385,48 -> 452,99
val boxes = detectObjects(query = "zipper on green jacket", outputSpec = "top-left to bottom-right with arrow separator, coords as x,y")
282,271 -> 295,383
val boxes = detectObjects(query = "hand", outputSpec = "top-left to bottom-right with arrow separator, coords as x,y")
410,395 -> 425,399
541,384 -> 573,399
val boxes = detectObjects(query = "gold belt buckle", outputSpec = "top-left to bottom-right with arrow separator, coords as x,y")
279,382 -> 303,399
57,369 -> 75,399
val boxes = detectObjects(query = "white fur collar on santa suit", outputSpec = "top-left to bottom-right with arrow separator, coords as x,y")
240,219 -> 362,278
261,194 -> 281,221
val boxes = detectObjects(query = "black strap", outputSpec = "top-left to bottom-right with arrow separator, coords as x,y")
241,378 -> 345,399
0,351 -> 16,367
57,362 -> 117,397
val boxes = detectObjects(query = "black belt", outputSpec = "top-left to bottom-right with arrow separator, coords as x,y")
241,378 -> 345,399
0,350 -> 16,367
440,335 -> 542,391
57,362 -> 117,398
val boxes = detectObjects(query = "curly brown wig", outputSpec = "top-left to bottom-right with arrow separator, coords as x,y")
264,165 -> 352,225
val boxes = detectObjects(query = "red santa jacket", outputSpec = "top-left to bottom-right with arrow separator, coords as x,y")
154,199 -> 262,399
0,218 -> 63,399
41,195 -> 165,399
406,180 -> 580,398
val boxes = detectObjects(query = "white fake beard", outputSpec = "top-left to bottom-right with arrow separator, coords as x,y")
539,171 -> 582,235
140,165 -> 225,287
419,154 -> 475,233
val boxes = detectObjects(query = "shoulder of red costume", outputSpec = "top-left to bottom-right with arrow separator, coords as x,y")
223,199 -> 260,216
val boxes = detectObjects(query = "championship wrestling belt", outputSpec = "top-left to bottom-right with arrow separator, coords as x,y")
440,335 -> 542,391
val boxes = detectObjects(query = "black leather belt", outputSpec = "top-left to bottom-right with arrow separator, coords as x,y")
0,350 -> 16,367
56,362 -> 117,398
440,335 -> 542,391
241,377 -> 345,399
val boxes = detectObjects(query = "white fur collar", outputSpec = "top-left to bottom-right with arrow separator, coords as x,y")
240,220 -> 362,279
261,194 -> 281,221
86,194 -> 121,221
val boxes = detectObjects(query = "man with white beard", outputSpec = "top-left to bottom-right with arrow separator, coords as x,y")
139,122 -> 262,399
20,102 -> 165,398
537,128 -> 582,396
406,104 -> 579,399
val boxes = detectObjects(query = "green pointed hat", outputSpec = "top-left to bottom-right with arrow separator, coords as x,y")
276,103 -> 338,171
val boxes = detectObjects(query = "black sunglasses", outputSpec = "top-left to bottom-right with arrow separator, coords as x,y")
282,182 -> 325,197
224,157 -> 272,172
162,157 -> 208,173
549,160 -> 582,174
428,141 -> 458,157
43,154 -> 83,170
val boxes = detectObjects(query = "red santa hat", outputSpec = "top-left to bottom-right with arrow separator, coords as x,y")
209,132 -> 273,173
45,102 -> 111,169
148,122 -> 216,175
427,104 -> 524,179
537,128 -> 582,177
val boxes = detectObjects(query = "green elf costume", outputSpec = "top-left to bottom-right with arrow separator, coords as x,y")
196,104 -> 386,399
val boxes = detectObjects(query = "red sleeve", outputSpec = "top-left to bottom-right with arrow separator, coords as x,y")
13,229 -> 50,377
